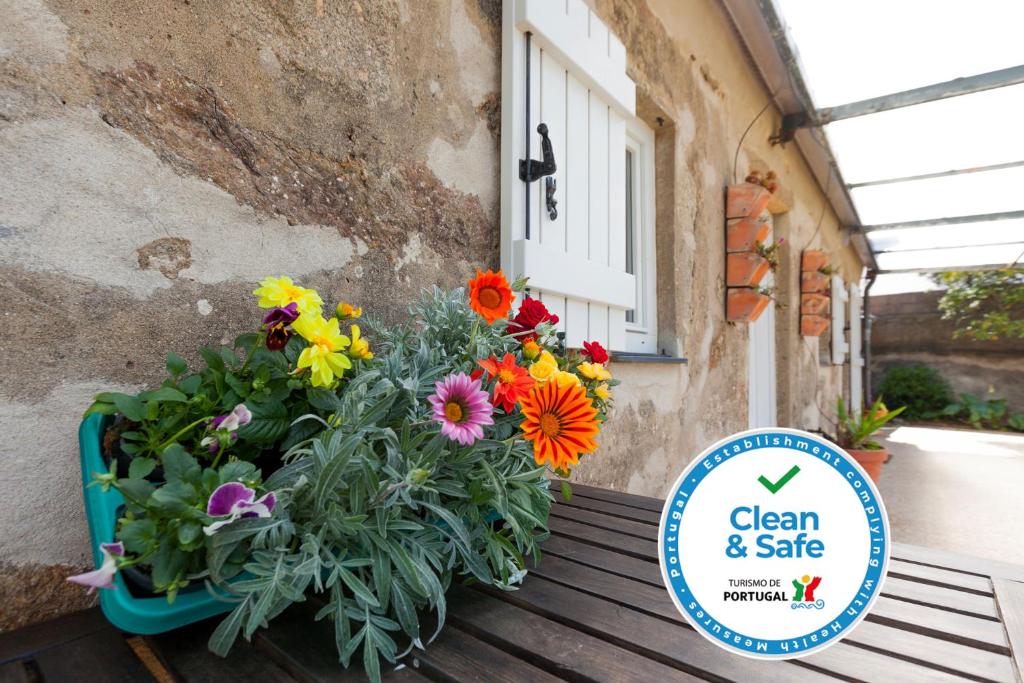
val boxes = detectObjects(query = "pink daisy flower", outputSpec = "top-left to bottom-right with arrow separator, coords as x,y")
428,372 -> 495,446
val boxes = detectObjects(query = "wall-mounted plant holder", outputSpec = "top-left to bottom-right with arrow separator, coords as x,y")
727,287 -> 770,323
800,314 -> 830,337
727,252 -> 770,288
800,249 -> 831,336
726,183 -> 772,220
766,193 -> 789,215
726,217 -> 771,252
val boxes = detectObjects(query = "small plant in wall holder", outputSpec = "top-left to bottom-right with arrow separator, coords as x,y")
755,237 -> 784,272
745,169 -> 788,215
725,180 -> 777,323
800,249 -> 831,336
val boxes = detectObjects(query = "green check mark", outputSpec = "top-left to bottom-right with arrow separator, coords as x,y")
758,465 -> 800,494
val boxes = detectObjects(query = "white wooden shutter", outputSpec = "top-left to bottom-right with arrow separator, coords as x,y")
500,0 -> 636,350
848,282 -> 864,411
831,276 -> 849,365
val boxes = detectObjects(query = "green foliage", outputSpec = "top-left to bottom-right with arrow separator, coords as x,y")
210,288 -> 552,681
930,267 -> 1024,341
99,445 -> 270,601
876,364 -> 953,420
941,393 -> 1024,432
836,396 -> 905,450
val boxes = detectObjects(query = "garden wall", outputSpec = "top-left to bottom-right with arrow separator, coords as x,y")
0,0 -> 861,628
871,291 -> 1024,411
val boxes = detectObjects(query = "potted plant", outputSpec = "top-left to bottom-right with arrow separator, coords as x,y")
726,251 -> 770,287
726,217 -> 770,252
834,397 -> 905,482
727,182 -> 772,219
746,169 -> 788,214
755,237 -> 783,272
800,314 -> 829,337
727,285 -> 772,323
800,292 -> 829,316
70,271 -> 621,681
801,249 -> 829,272
801,269 -> 830,293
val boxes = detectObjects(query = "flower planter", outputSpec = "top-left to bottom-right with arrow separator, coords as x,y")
800,293 -> 830,316
727,287 -> 770,322
79,414 -> 240,634
726,183 -> 772,219
801,271 -> 829,293
801,250 -> 829,272
766,193 -> 789,215
726,217 -> 771,252
846,447 -> 888,483
800,314 -> 830,337
726,252 -> 770,288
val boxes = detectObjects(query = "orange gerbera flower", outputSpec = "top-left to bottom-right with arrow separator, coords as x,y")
520,381 -> 600,470
477,353 -> 534,412
468,269 -> 513,324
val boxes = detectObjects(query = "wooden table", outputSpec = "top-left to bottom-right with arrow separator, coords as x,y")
3,483 -> 1023,682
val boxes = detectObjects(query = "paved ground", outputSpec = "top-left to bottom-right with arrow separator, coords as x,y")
877,425 -> 1024,566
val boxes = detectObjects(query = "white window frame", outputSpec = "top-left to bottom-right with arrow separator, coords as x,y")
624,118 -> 658,353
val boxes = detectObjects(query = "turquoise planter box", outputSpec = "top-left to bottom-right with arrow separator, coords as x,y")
78,413 -> 238,634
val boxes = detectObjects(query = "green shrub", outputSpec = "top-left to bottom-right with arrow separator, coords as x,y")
876,364 -> 953,420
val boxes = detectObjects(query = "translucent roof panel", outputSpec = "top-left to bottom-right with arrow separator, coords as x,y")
776,0 -> 1024,107
867,220 -> 1024,253
874,243 -> 1023,272
824,85 -> 1024,183
851,165 -> 1024,225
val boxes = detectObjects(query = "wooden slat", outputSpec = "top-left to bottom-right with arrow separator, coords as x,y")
882,576 -> 999,620
532,552 -> 995,683
547,515 -> 657,559
147,618 -> 295,682
33,627 -> 156,682
447,584 -> 700,682
893,544 -> 1024,583
549,503 -> 658,539
0,607 -> 109,661
409,624 -> 565,683
889,559 -> 994,596
994,579 -> 1024,681
555,494 -> 662,525
481,570 -> 833,682
556,480 -> 665,512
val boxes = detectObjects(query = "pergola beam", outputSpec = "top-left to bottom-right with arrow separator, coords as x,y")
878,263 -> 1018,275
848,160 -> 1024,189
862,209 -> 1024,232
818,64 -> 1024,125
875,240 -> 1024,254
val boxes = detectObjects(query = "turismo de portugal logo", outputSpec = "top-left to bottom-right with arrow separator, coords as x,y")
658,428 -> 889,658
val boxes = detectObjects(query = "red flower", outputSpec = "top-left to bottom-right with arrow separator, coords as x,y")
477,354 -> 534,412
508,298 -> 559,342
581,340 -> 609,364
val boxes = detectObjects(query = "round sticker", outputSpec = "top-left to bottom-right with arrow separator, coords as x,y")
658,428 -> 889,659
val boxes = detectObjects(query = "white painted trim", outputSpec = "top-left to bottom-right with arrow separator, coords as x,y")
514,0 -> 636,116
512,239 -> 636,309
624,117 -> 658,353
831,275 -> 850,365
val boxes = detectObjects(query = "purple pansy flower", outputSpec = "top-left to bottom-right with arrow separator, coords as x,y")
262,302 -> 299,327
427,372 -> 495,446
202,404 -> 252,454
203,482 -> 277,536
66,542 -> 124,593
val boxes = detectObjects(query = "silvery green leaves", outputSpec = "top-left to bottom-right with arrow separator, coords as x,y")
208,289 -> 551,682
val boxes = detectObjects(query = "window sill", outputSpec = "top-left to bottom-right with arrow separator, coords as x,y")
610,352 -> 688,364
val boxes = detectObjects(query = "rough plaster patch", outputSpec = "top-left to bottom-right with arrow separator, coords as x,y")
0,111 -> 360,298
394,233 -> 423,272
449,0 -> 498,103
0,381 -> 135,567
0,0 -> 69,66
678,106 -> 697,148
426,121 -> 497,209
196,299 -> 213,316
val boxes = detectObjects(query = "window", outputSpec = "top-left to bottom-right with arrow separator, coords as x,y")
624,119 -> 658,353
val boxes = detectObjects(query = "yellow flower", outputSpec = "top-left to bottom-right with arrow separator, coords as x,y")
348,324 -> 373,360
595,383 -> 611,401
529,351 -> 559,384
336,301 -> 362,320
554,370 -> 582,388
577,362 -> 612,382
522,340 -> 541,361
292,314 -> 352,387
254,276 -> 323,317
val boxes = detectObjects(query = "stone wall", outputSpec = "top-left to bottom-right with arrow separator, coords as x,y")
0,0 -> 862,628
871,291 -> 1024,411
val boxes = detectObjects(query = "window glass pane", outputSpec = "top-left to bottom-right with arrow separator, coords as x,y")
867,219 -> 1024,253
776,0 -> 1024,107
851,165 -> 1024,225
875,243 -> 1023,272
825,85 -> 1024,183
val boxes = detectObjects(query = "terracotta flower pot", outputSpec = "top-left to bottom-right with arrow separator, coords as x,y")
726,183 -> 772,219
847,447 -> 887,483
727,287 -> 770,322
727,252 -> 770,287
800,293 -> 830,316
800,314 -> 829,337
726,217 -> 771,252
801,271 -> 829,293
801,250 -> 829,272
